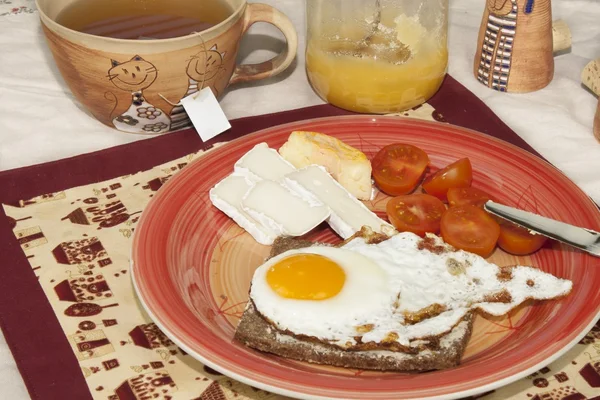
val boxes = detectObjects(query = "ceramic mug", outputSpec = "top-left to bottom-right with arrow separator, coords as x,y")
36,0 -> 298,134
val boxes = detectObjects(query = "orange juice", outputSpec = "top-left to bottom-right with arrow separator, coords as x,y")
306,22 -> 447,114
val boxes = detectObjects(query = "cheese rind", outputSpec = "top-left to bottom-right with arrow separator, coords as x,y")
284,166 -> 395,238
279,131 -> 373,200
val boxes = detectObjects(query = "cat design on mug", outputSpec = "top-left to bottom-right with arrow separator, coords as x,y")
169,44 -> 227,131
186,43 -> 228,92
106,55 -> 171,134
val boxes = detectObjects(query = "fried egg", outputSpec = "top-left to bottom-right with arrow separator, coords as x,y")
249,232 -> 572,348
251,246 -> 392,343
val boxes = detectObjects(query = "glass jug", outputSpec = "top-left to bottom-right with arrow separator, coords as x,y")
305,0 -> 448,114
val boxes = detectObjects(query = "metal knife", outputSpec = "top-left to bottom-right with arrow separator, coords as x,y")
483,200 -> 600,257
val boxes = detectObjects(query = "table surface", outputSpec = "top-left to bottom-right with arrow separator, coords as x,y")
1,0 -> 599,398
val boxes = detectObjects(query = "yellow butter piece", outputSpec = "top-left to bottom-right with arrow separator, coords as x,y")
278,131 -> 373,200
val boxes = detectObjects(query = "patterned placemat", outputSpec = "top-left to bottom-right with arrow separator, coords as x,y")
1,76 -> 599,400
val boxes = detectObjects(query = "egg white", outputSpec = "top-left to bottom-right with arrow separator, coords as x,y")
249,232 -> 572,348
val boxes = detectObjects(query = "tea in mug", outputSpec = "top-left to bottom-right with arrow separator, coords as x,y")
56,0 -> 234,39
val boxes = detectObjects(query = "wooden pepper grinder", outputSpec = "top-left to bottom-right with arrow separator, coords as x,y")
474,0 -> 571,93
582,59 -> 600,141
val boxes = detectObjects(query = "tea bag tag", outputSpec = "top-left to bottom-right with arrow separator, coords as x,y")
181,87 -> 231,142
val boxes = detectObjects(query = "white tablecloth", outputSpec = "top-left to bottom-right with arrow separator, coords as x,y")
1,0 -> 599,398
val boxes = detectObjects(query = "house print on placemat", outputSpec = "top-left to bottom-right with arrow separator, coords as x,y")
200,381 -> 228,400
54,273 -> 113,303
106,55 -> 171,134
62,199 -> 139,230
52,237 -> 112,268
170,44 -> 227,131
67,329 -> 115,361
476,0 -> 536,91
129,323 -> 174,350
142,176 -> 171,192
142,162 -> 189,192
111,371 -> 177,400
579,360 -> 600,388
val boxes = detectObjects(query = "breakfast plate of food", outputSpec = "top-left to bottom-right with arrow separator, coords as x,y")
131,116 -> 600,400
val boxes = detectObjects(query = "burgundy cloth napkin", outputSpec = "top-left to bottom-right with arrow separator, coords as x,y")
0,75 -> 536,400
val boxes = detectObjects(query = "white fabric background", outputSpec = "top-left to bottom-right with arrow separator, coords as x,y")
0,0 -> 599,398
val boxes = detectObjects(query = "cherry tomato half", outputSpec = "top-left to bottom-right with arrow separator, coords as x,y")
422,158 -> 473,201
497,221 -> 548,255
371,144 -> 430,196
386,194 -> 446,237
447,187 -> 494,208
440,205 -> 500,257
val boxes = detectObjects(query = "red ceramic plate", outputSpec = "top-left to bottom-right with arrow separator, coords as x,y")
131,116 -> 600,400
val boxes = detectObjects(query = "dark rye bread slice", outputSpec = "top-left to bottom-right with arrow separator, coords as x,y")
235,301 -> 473,371
233,236 -> 475,371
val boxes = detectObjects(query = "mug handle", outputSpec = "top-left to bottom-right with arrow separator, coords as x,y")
229,3 -> 298,85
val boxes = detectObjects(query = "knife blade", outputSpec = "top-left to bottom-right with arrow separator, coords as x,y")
483,200 -> 600,257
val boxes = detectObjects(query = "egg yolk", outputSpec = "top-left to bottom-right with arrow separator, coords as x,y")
266,254 -> 346,300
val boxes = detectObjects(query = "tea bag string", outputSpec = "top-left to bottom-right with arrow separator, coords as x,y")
158,32 -> 208,106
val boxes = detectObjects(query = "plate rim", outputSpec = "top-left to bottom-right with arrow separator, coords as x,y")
130,272 -> 600,400
131,115 -> 600,400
